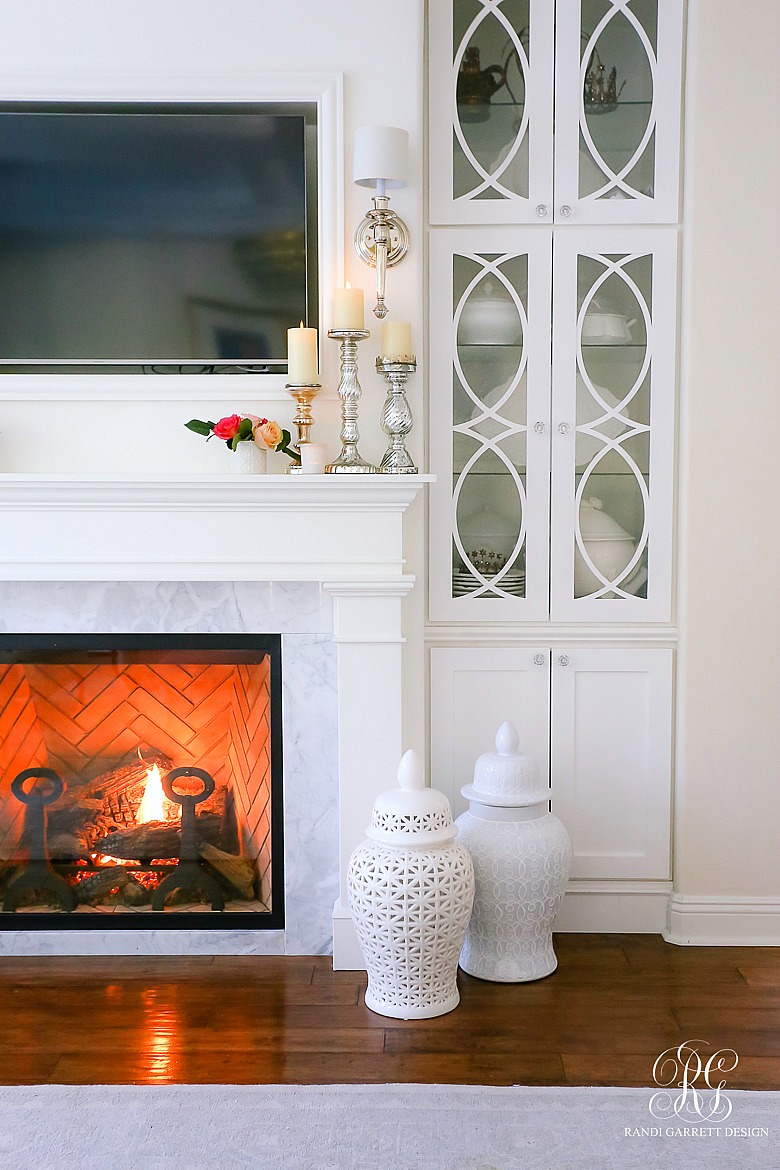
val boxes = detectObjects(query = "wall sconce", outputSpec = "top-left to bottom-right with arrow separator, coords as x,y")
353,126 -> 410,320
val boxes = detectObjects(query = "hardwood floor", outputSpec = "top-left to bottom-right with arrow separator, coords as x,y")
0,935 -> 778,1087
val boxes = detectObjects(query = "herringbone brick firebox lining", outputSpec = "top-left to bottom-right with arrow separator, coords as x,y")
0,659 -> 273,905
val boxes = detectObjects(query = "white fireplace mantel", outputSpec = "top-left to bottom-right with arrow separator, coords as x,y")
0,473 -> 432,582
0,473 -> 430,967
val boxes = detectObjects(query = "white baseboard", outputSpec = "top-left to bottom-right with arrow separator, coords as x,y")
332,901 -> 364,970
553,881 -> 671,933
664,894 -> 780,946
333,887 -> 780,966
334,884 -> 672,969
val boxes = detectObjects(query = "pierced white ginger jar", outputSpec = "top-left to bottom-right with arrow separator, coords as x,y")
456,722 -> 571,983
347,750 -> 475,1020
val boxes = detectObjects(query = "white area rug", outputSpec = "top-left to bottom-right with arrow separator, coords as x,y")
0,1084 -> 777,1169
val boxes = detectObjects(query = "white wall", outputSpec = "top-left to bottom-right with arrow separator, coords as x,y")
0,0 -> 427,760
676,0 -> 780,899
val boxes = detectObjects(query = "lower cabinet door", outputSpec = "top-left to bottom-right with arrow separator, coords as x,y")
429,646 -> 550,820
551,647 -> 673,880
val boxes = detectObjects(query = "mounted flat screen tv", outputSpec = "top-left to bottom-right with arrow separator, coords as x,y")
0,102 -> 318,370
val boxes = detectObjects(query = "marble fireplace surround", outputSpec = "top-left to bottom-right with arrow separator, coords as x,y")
0,475 -> 429,967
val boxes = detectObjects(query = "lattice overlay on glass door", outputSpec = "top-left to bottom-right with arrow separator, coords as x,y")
453,0 -> 531,202
578,0 -> 659,203
452,251 -> 529,599
574,249 -> 652,599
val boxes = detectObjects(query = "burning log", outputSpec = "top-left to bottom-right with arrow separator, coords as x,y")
199,843 -> 255,900
48,751 -> 173,836
76,867 -> 131,904
162,888 -> 205,906
48,830 -> 93,861
93,811 -> 224,860
47,797 -> 104,833
106,875 -> 150,906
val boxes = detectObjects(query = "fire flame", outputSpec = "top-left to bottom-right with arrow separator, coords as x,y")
136,763 -> 168,824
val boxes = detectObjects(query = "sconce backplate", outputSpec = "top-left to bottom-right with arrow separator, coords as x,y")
354,213 -> 410,269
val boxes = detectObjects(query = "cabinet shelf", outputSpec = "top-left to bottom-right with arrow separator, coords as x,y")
458,100 -> 654,111
456,342 -> 645,351
457,343 -> 524,350
579,342 -> 646,349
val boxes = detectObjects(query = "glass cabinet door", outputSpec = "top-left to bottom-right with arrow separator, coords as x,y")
429,229 -> 552,621
550,227 -> 677,620
429,0 -> 554,225
553,0 -> 683,223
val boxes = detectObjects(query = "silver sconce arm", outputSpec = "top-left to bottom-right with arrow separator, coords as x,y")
354,195 -> 410,320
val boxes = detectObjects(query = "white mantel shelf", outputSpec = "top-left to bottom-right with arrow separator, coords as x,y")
0,474 -> 432,581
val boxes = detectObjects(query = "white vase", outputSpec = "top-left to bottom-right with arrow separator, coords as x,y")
236,442 -> 268,474
347,750 -> 475,1020
456,722 -> 571,983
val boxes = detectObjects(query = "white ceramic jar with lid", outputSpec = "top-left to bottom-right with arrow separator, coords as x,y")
575,497 -> 639,596
456,722 -> 571,982
347,750 -> 474,1019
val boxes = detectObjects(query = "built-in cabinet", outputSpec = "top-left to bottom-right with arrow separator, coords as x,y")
430,646 -> 673,879
429,225 -> 677,622
426,0 -> 683,912
430,0 -> 683,224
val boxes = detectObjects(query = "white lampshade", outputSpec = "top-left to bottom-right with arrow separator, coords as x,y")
353,126 -> 408,189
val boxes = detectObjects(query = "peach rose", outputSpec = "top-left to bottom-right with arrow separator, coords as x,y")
255,420 -> 283,449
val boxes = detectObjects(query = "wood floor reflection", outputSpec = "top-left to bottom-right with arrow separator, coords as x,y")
0,937 -> 778,1087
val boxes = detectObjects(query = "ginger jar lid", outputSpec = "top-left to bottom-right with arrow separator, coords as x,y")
579,497 -> 634,543
366,750 -> 457,846
461,722 -> 552,807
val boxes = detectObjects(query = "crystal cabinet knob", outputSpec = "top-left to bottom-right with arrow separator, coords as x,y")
559,204 -> 573,218
533,654 -> 546,666
535,204 -> 549,218
557,422 -> 571,435
558,654 -> 570,667
533,420 -> 546,435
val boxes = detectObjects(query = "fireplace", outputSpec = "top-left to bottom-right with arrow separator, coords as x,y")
0,633 -> 284,930
0,475 -> 428,962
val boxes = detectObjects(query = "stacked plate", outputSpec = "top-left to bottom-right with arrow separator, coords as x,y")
453,569 -> 526,598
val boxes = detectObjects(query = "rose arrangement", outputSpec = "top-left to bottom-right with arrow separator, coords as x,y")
185,414 -> 300,462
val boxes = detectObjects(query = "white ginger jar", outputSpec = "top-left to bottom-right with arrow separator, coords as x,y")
347,749 -> 475,1019
456,722 -> 571,982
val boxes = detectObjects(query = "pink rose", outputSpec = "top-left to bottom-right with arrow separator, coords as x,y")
255,420 -> 283,449
213,414 -> 242,441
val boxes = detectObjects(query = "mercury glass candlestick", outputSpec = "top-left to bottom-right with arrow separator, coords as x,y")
326,329 -> 377,474
377,355 -> 417,474
285,382 -> 321,475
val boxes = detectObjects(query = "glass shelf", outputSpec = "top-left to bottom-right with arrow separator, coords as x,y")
459,100 -> 654,110
457,343 -> 524,350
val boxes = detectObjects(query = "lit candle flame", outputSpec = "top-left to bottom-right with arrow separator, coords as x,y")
137,763 -> 168,824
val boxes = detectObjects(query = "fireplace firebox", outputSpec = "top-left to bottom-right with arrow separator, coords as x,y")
0,634 -> 284,930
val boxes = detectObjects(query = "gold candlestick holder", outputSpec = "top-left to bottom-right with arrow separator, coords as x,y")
377,356 -> 418,474
326,329 -> 377,473
285,382 -> 321,475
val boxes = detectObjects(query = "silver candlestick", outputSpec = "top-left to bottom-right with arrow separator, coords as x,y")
377,356 -> 418,474
326,329 -> 377,473
285,382 -> 321,475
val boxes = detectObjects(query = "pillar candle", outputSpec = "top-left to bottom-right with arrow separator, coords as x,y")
381,320 -> 413,360
287,323 -> 318,383
332,284 -> 364,331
